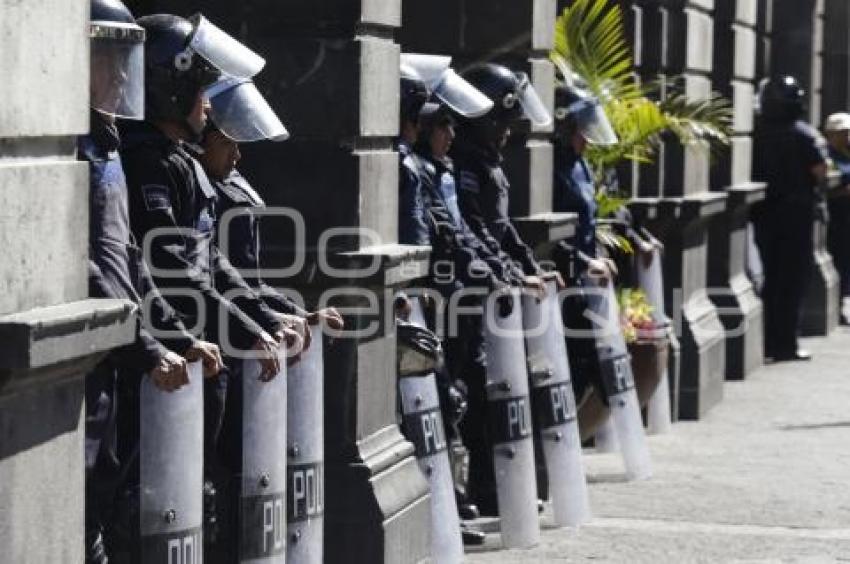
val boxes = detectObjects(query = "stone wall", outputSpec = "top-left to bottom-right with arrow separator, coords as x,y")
0,1 -> 136,562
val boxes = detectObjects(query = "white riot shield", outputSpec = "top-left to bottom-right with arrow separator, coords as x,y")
286,330 -> 325,564
139,361 -> 204,563
483,289 -> 540,549
400,298 -> 464,563
584,279 -> 653,481
636,248 -> 673,435
594,416 -> 619,453
240,350 -> 287,563
521,281 -> 591,528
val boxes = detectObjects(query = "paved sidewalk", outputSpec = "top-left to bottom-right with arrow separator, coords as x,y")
467,331 -> 850,563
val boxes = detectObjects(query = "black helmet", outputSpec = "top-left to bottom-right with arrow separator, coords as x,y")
138,14 -> 266,123
400,62 -> 436,125
554,83 -> 617,146
757,75 -> 805,123
137,14 -> 219,122
461,63 -> 551,127
90,0 -> 146,119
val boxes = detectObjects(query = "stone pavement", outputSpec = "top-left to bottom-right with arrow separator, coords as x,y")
466,330 -> 850,563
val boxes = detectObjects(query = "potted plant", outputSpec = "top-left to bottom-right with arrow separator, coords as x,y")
619,288 -> 668,407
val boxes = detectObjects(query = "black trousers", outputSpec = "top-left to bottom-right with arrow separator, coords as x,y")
827,197 -> 850,297
755,205 -> 814,356
85,363 -> 121,563
446,312 -> 498,512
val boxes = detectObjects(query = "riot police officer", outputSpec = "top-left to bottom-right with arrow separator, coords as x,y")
118,14 -> 303,558
198,77 -> 344,562
452,63 -> 559,297
753,76 -> 828,362
82,3 -> 223,561
448,63 -> 559,516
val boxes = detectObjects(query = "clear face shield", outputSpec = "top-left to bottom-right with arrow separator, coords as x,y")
184,14 -> 265,79
401,53 -> 494,118
506,72 -> 552,127
572,100 -> 618,146
90,21 -> 146,120
205,76 -> 289,142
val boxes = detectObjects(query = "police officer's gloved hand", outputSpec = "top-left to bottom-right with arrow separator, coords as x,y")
397,320 -> 441,360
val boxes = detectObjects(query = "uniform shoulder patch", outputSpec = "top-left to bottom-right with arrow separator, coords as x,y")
141,184 -> 171,212
458,170 -> 480,194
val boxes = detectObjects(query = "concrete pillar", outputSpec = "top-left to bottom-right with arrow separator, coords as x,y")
401,0 -> 577,249
821,0 -> 850,117
0,1 -> 137,562
771,0 -> 839,336
132,1 -> 433,561
630,0 -> 728,420
709,0 -> 765,380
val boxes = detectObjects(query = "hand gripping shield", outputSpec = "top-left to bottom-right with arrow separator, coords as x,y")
286,329 -> 325,564
483,289 -> 540,548
240,349 -> 287,562
583,279 -> 652,481
398,298 -> 464,563
139,361 -> 204,563
521,281 -> 591,527
636,248 -> 673,435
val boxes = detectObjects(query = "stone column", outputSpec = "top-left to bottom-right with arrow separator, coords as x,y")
0,1 -> 137,562
771,0 -> 840,336
133,1 -> 433,561
822,0 -> 850,117
401,0 -> 578,252
629,0 -> 728,420
709,0 -> 765,380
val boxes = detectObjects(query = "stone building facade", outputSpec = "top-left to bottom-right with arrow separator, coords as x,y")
1,0 -> 848,561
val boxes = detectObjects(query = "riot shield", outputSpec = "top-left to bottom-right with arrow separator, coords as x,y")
483,289 -> 540,548
594,417 -> 619,453
287,329 -> 325,564
636,248 -> 673,435
521,281 -> 590,528
399,298 -> 464,563
584,279 -> 653,481
240,350 -> 287,563
139,361 -> 204,563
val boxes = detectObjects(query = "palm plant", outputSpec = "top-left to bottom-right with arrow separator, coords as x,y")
551,0 -> 732,178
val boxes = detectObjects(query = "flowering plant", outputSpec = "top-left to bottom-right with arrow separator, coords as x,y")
617,288 -> 656,344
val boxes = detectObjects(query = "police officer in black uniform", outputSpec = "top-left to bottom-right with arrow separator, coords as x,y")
753,76 -> 828,362
452,64 -> 560,297
448,63 -> 561,515
118,14 -> 304,555
197,77 -> 344,561
83,3 -> 224,562
396,58 -> 507,538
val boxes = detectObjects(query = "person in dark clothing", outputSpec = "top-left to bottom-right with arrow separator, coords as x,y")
83,2 -> 222,562
823,112 -> 850,323
396,54 -> 501,538
753,75 -> 828,362
452,63 -> 559,297
118,14 -> 304,560
198,76 -> 343,563
446,62 -> 561,515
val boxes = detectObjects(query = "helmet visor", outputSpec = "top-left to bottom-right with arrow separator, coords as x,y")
515,72 -> 552,127
433,69 -> 494,118
90,22 -> 145,120
189,15 -> 265,79
206,77 -> 289,142
576,103 -> 618,146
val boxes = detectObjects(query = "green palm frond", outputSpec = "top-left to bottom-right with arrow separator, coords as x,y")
551,0 -> 642,101
658,89 -> 733,149
552,0 -> 733,171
